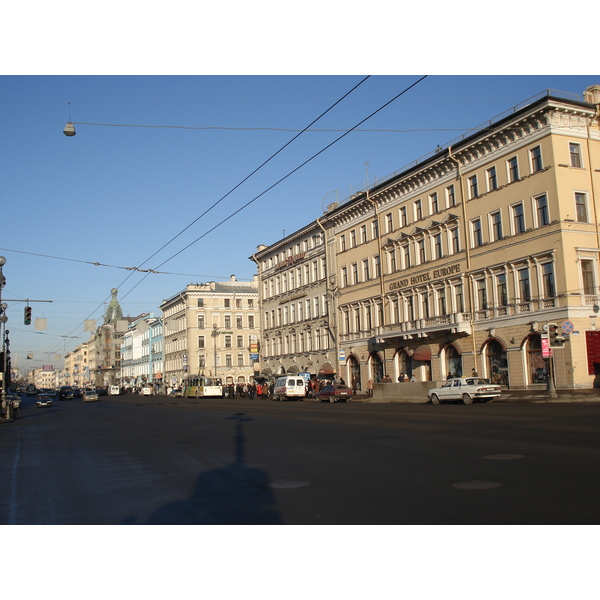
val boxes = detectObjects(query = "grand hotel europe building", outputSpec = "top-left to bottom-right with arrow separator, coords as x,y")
251,85 -> 600,391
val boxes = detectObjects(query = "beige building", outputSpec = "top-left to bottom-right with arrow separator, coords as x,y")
255,85 -> 600,392
251,220 -> 339,380
160,276 -> 259,389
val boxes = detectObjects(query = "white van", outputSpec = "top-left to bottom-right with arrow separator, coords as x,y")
108,385 -> 120,396
273,376 -> 307,401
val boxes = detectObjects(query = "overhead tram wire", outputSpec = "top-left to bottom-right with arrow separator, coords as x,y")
120,75 -> 429,301
50,76 -> 373,352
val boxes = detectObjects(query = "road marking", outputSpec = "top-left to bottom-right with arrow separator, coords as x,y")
452,480 -> 502,490
484,453 -> 524,461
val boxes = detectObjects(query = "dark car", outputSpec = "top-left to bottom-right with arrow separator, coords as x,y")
58,386 -> 75,400
315,384 -> 353,403
36,393 -> 54,408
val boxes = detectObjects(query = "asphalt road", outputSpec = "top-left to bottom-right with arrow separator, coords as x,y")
1,393 -> 599,525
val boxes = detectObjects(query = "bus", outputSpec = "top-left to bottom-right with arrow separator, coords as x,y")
182,377 -> 224,398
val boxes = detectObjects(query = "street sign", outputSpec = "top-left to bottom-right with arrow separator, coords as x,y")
541,336 -> 552,358
562,320 -> 574,334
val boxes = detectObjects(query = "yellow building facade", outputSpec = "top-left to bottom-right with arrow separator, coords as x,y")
330,86 -> 600,390
254,85 -> 600,392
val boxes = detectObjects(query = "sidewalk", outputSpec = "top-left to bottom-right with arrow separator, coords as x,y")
351,388 -> 600,404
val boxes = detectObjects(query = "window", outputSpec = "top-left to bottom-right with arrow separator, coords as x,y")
518,268 -> 531,301
450,227 -> 460,254
570,143 -> 582,168
496,273 -> 508,306
237,354 -> 244,367
340,234 -> 346,252
417,239 -> 426,264
236,298 -> 242,308
400,206 -> 408,227
455,284 -> 464,312
468,175 -> 479,199
512,203 -> 525,234
197,314 -> 205,329
535,194 -> 549,226
471,218 -> 483,247
341,266 -> 348,287
530,146 -> 543,172
414,199 -> 423,220
225,354 -> 232,367
224,298 -> 231,308
421,292 -> 430,319
476,279 -> 487,310
360,225 -> 368,244
237,335 -> 244,348
198,336 -> 205,349
362,259 -> 370,281
350,230 -> 356,248
487,166 -> 498,191
434,233 -> 442,259
575,192 -> 589,222
197,298 -> 204,307
581,259 -> 596,295
430,192 -> 439,213
248,299 -> 254,308
248,315 -> 254,328
385,213 -> 393,233
374,255 -> 381,278
490,211 -> 503,241
541,263 -> 555,298
437,289 -> 446,315
224,335 -> 232,349
446,184 -> 456,207
372,219 -> 379,239
236,316 -> 243,328
403,245 -> 411,268
388,249 -> 396,273
352,263 -> 359,285
507,156 -> 519,182
224,315 -> 231,328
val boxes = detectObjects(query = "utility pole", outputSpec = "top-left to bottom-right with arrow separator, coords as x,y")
0,256 -> 53,421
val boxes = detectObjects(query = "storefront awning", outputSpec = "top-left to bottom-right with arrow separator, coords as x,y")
318,361 -> 335,375
261,367 -> 273,375
413,345 -> 432,361
286,365 -> 300,373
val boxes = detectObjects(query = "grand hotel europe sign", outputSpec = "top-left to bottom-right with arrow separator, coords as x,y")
388,263 -> 462,292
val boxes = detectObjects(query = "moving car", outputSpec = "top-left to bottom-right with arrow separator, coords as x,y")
36,393 -> 54,408
141,387 -> 152,396
428,377 -> 501,405
58,386 -> 75,400
83,389 -> 99,402
315,384 -> 353,403
108,385 -> 120,396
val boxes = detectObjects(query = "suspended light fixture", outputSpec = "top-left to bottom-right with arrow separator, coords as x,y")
63,102 -> 76,136
63,122 -> 76,136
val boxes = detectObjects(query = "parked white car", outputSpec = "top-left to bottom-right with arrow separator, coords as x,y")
428,377 -> 501,405
141,387 -> 152,396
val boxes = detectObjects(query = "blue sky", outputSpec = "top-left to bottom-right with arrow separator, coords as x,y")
1,74 -> 598,370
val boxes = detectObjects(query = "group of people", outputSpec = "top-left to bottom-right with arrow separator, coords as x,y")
223,382 -> 273,399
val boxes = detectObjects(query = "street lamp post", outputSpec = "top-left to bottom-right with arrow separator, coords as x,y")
212,324 -> 219,378
0,256 -> 12,421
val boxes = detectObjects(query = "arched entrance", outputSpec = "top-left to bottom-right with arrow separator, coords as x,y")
370,352 -> 384,383
395,349 -> 412,380
526,334 -> 547,384
347,355 -> 361,392
443,343 -> 462,378
484,339 -> 509,386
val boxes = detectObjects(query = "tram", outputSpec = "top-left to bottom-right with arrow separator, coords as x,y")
182,376 -> 224,398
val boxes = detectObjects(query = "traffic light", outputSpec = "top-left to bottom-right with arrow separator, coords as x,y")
24,305 -> 32,325
548,323 -> 565,348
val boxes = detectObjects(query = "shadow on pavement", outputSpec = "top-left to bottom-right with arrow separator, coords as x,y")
123,413 -> 282,525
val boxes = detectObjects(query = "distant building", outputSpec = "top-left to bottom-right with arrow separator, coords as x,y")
160,276 -> 259,389
120,314 -> 164,390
